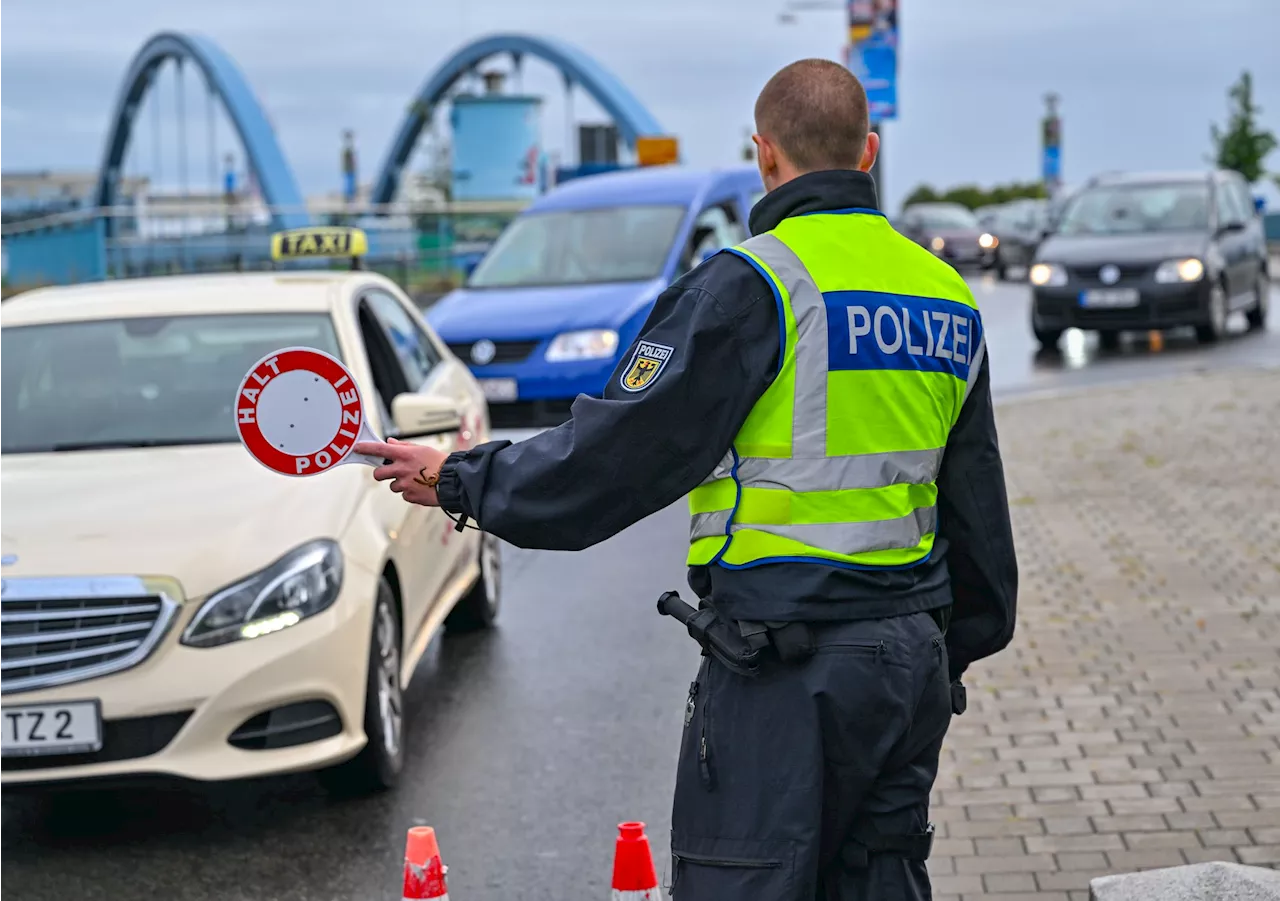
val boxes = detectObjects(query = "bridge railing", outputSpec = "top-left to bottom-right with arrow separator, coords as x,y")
1,200 -> 532,299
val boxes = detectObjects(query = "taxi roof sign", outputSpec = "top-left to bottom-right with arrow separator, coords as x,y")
271,227 -> 368,263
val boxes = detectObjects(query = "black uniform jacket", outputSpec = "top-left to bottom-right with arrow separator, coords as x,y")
437,170 -> 1018,679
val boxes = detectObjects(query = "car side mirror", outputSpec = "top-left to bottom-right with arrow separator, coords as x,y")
1218,220 -> 1246,236
391,394 -> 462,439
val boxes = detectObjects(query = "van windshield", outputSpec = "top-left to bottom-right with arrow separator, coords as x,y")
1057,182 -> 1211,235
467,205 -> 687,288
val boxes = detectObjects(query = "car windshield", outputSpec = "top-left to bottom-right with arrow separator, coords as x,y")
1,312 -> 343,454
467,204 -> 687,288
1056,182 -> 1211,235
911,205 -> 979,230
994,201 -> 1048,231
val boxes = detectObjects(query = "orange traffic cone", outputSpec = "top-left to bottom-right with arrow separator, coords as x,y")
611,821 -> 661,900
403,826 -> 449,900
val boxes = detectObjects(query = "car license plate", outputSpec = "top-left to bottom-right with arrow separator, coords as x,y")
1,700 -> 102,756
1080,288 -> 1140,308
479,378 -> 518,403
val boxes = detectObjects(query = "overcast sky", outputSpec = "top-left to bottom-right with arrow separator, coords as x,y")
3,0 -> 1279,211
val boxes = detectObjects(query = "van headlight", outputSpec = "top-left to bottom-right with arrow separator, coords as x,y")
1029,263 -> 1068,287
545,329 -> 619,361
1154,258 -> 1204,283
181,540 -> 343,648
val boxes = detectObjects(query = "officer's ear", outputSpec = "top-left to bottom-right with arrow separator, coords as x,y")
858,131 -> 881,173
753,134 -> 779,187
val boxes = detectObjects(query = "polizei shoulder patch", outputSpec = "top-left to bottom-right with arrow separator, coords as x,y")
620,341 -> 675,392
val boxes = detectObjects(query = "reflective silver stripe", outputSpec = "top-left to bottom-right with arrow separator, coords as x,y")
737,233 -> 828,458
690,509 -> 733,542
740,506 -> 936,555
964,330 -> 986,403
698,450 -> 736,487
735,447 -> 944,492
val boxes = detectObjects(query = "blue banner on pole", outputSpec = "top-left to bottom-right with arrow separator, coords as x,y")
1042,144 -> 1061,182
846,0 -> 898,122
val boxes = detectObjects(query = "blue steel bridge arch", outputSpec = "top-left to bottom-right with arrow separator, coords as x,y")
94,31 -> 308,236
371,33 -> 664,206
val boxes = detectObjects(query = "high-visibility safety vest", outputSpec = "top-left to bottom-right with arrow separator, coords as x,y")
688,209 -> 985,570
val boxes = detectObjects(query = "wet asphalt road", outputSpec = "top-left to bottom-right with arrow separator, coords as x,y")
3,277 -> 1277,901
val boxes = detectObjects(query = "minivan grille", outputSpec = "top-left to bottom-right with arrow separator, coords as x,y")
1,577 -> 178,694
447,340 -> 540,365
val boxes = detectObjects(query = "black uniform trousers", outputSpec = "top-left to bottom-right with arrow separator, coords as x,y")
670,610 -> 951,900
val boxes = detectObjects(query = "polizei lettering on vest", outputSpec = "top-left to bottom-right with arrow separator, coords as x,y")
832,293 -> 980,379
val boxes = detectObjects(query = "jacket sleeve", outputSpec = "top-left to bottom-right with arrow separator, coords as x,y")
935,354 -> 1019,682
435,254 -> 779,551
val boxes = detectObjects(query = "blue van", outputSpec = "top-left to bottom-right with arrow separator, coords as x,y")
428,165 -> 764,426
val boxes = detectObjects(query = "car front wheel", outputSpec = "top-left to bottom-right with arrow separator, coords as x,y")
1195,280 -> 1229,344
320,577 -> 404,795
1246,270 -> 1269,331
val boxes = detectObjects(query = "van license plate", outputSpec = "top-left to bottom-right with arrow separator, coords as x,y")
1,700 -> 102,756
1080,288 -> 1139,308
479,379 -> 518,403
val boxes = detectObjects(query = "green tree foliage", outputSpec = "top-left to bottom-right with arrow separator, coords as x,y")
1210,71 -> 1277,184
902,181 -> 1047,210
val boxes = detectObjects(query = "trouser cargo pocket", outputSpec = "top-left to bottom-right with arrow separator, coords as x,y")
670,836 -> 797,900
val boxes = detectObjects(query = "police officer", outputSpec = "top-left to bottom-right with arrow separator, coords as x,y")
356,58 -> 1018,901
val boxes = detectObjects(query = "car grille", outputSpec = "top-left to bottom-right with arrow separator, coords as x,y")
447,340 -> 541,365
1,577 -> 179,694
1067,263 -> 1153,285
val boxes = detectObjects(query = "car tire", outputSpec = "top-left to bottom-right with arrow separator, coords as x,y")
1246,270 -> 1269,331
1098,329 -> 1122,351
445,532 -> 501,633
1194,279 -> 1230,344
1034,328 -> 1063,350
319,577 -> 404,795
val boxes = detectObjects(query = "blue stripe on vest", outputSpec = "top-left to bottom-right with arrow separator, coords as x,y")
825,290 -> 983,380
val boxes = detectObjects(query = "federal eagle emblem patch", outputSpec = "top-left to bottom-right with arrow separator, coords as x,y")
620,341 -> 675,392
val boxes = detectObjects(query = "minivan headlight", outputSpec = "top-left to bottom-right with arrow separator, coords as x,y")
1154,258 -> 1204,283
182,540 -> 343,648
545,329 -> 619,362
1029,263 -> 1068,287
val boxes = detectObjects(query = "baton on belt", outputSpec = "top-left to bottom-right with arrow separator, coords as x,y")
657,590 -> 764,676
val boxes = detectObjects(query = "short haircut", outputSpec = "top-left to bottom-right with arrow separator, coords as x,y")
754,59 -> 869,172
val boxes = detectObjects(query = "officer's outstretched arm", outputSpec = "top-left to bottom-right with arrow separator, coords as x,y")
435,256 -> 779,551
935,355 -> 1019,681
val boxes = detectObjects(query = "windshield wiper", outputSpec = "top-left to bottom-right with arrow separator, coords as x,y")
49,438 -> 228,452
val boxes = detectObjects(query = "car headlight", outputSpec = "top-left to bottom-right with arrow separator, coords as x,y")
544,329 -> 619,362
930,236 -> 946,252
1029,262 -> 1068,287
979,233 -> 998,249
181,540 -> 343,648
1154,258 -> 1204,284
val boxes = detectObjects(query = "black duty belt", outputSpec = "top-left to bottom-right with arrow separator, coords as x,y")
656,591 -> 815,677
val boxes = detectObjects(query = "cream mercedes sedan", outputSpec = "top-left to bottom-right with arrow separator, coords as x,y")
0,251 -> 501,793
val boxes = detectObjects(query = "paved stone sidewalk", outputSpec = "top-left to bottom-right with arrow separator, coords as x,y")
929,366 -> 1280,901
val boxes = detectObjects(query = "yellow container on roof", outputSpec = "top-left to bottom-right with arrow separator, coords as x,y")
271,227 -> 368,261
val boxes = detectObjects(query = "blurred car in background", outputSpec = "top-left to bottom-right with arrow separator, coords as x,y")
0,231 -> 500,794
1029,170 -> 1269,350
982,198 -> 1049,279
897,202 -> 997,271
427,165 -> 763,427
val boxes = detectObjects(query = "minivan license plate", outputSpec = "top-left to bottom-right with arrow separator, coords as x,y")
479,378 -> 518,403
1080,288 -> 1139,309
1,700 -> 102,756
